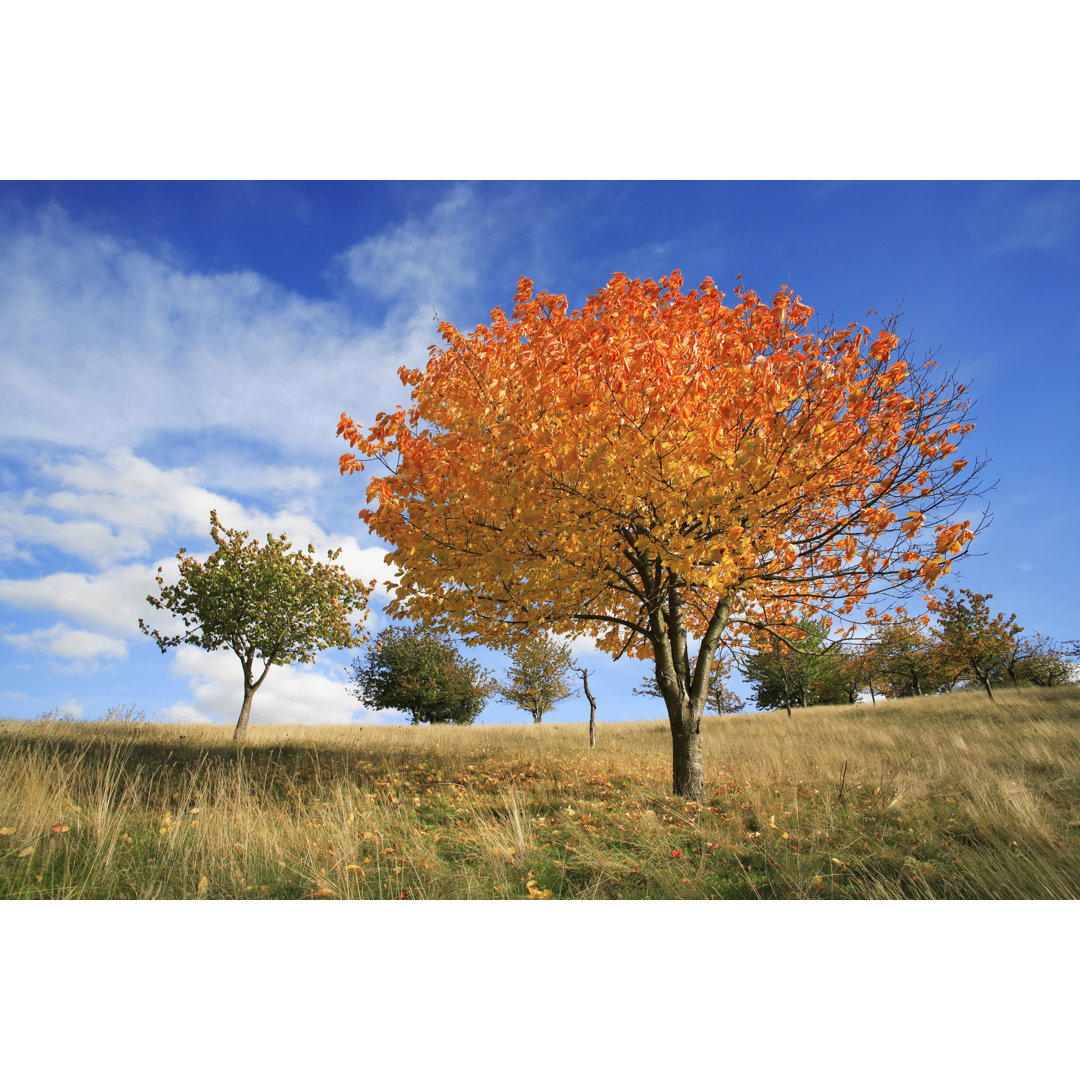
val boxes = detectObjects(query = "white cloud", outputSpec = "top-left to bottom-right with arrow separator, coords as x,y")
3,621 -> 129,665
0,564 -> 160,633
0,188 -> 538,725
337,184 -> 482,305
154,644 -> 383,726
0,204 -> 402,459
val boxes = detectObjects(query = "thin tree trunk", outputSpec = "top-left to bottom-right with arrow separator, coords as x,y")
233,683 -> 257,745
579,668 -> 597,748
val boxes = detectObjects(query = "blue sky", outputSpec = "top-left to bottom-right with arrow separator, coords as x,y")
2,180 -> 1078,728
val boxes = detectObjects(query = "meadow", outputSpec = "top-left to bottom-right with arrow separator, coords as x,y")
2,686 -> 1078,900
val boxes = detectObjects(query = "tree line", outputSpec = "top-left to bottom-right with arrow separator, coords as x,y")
737,592 -> 1075,715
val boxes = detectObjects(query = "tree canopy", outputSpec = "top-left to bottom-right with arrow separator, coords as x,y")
141,511 -> 373,743
340,272 -> 986,798
498,635 -> 577,723
350,625 -> 494,725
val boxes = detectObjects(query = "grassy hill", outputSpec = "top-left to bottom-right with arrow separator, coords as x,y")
2,685 -> 1078,899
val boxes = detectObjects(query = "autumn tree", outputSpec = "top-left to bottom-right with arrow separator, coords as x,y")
1003,633 -> 1075,689
339,272 -> 985,799
141,511 -> 373,744
867,613 -> 952,697
350,625 -> 493,725
932,589 -> 1020,701
499,635 -> 577,723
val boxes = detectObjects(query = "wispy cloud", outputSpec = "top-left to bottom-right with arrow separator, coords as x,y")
971,182 -> 1080,256
0,185 -> 556,722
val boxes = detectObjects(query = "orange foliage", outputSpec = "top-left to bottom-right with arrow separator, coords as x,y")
339,272 -> 981,663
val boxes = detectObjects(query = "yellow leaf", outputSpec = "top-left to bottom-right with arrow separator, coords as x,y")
0,827 -> 14,836
768,815 -> 779,829
345,864 -> 365,874
17,847 -> 33,858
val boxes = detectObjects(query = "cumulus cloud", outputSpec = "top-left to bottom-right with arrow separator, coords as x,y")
154,644 -> 384,726
0,563 -> 161,633
3,622 -> 128,665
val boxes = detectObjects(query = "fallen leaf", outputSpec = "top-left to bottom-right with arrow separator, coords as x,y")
50,824 -> 70,834
311,888 -> 337,899
18,847 -> 34,858
0,827 -> 14,836
670,848 -> 682,859
345,864 -> 365,875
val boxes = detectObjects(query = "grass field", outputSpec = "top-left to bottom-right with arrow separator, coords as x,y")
2,685 -> 1078,899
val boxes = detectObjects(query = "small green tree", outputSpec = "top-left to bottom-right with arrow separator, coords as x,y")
350,625 -> 494,725
499,636 -> 577,723
141,511 -> 373,744
740,619 -> 849,715
633,653 -> 744,715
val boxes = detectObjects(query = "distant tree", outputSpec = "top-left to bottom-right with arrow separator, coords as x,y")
1006,634 -> 1076,688
835,643 -> 876,704
499,636 -> 577,723
933,589 -> 1021,702
140,511 -> 373,744
632,653 -> 743,715
741,620 -> 849,715
867,614 -> 952,697
350,626 -> 494,725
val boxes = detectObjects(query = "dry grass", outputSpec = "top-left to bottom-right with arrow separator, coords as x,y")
2,686 -> 1078,899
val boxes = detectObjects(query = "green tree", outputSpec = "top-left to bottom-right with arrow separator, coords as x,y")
499,636 -> 577,723
741,619 -> 849,715
350,625 -> 494,725
632,652 -> 743,714
933,589 -> 1021,702
141,511 -> 373,744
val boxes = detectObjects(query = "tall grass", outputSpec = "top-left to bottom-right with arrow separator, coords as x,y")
2,686 -> 1078,899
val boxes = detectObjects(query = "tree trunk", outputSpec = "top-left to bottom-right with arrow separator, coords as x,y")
233,683 -> 257,745
582,671 -> 597,748
671,725 -> 706,802
979,673 -> 996,702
